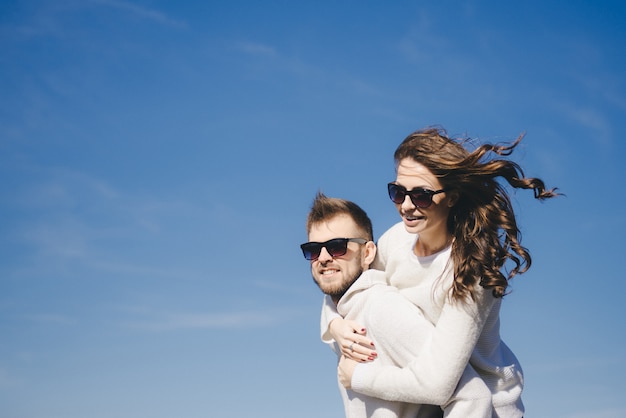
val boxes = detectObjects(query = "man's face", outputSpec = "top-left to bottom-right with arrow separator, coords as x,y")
308,214 -> 369,301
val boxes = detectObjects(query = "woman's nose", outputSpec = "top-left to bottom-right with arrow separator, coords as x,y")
401,194 -> 416,210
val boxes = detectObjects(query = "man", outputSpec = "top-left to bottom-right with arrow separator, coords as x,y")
301,192 -> 491,418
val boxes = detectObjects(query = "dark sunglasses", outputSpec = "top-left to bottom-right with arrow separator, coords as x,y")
300,238 -> 368,261
387,183 -> 446,208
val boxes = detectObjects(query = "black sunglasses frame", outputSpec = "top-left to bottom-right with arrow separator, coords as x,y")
300,238 -> 368,261
387,183 -> 446,208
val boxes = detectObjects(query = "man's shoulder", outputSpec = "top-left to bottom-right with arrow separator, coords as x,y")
356,273 -> 406,308
342,270 -> 396,304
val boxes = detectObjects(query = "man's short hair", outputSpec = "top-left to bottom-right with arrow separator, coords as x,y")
305,192 -> 373,240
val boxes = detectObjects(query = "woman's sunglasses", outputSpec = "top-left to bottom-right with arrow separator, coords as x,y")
387,183 -> 446,208
300,238 -> 368,261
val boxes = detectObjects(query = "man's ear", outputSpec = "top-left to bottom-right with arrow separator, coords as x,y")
363,240 -> 377,267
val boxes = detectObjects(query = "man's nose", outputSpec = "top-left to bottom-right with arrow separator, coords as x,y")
317,246 -> 333,262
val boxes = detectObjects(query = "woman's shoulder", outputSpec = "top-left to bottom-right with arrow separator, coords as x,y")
378,222 -> 414,244
374,222 -> 416,269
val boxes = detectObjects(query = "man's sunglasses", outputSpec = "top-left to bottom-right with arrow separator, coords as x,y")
387,183 -> 446,208
300,238 -> 368,261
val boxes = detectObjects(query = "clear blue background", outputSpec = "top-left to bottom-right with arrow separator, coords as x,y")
1,1 -> 625,417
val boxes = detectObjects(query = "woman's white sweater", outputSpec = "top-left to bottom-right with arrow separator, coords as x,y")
324,222 -> 524,417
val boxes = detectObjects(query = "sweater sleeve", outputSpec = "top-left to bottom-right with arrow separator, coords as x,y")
365,286 -> 434,367
351,287 -> 496,404
320,294 -> 341,346
372,222 -> 416,274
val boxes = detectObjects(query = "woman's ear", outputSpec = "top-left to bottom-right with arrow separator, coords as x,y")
447,190 -> 460,208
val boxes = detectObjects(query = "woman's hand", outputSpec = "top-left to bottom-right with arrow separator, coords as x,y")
329,318 -> 377,362
338,355 -> 358,389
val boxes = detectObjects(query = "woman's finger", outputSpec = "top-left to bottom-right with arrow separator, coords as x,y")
342,339 -> 377,361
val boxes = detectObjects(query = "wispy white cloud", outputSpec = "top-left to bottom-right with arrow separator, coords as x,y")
230,38 -> 390,110
91,0 -> 187,28
0,2 -> 66,39
396,11 -> 450,64
11,166 -> 119,210
121,308 -> 299,331
252,279 -> 309,295
21,313 -> 77,326
231,39 -> 324,80
555,101 -> 612,147
17,214 -> 97,264
575,72 -> 626,115
565,408 -> 626,418
0,367 -> 24,389
234,41 -> 279,58
2,0 -> 186,42
532,354 -> 624,373
3,166 -> 208,282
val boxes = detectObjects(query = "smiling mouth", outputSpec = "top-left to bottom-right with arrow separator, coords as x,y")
321,269 -> 339,275
404,214 -> 425,221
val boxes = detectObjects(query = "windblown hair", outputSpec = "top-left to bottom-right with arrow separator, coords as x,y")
306,192 -> 374,241
395,127 -> 559,300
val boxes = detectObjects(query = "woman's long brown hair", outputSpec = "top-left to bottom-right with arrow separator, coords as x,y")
394,127 -> 559,301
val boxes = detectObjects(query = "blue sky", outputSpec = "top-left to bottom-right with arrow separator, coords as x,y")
1,1 -> 625,417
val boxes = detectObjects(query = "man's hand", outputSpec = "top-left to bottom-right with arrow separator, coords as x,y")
338,355 -> 359,388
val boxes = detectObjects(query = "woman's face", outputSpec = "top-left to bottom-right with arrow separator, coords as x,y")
393,158 -> 455,240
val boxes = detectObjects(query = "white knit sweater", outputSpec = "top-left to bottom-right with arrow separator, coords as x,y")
347,222 -> 525,417
326,269 -> 493,417
331,270 -> 441,418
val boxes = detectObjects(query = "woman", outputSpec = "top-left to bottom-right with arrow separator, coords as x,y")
323,127 -> 558,417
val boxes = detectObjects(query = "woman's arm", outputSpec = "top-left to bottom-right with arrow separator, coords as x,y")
320,295 -> 376,361
342,289 -> 496,404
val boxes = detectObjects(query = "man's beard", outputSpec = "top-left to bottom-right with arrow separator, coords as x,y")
314,266 -> 364,303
